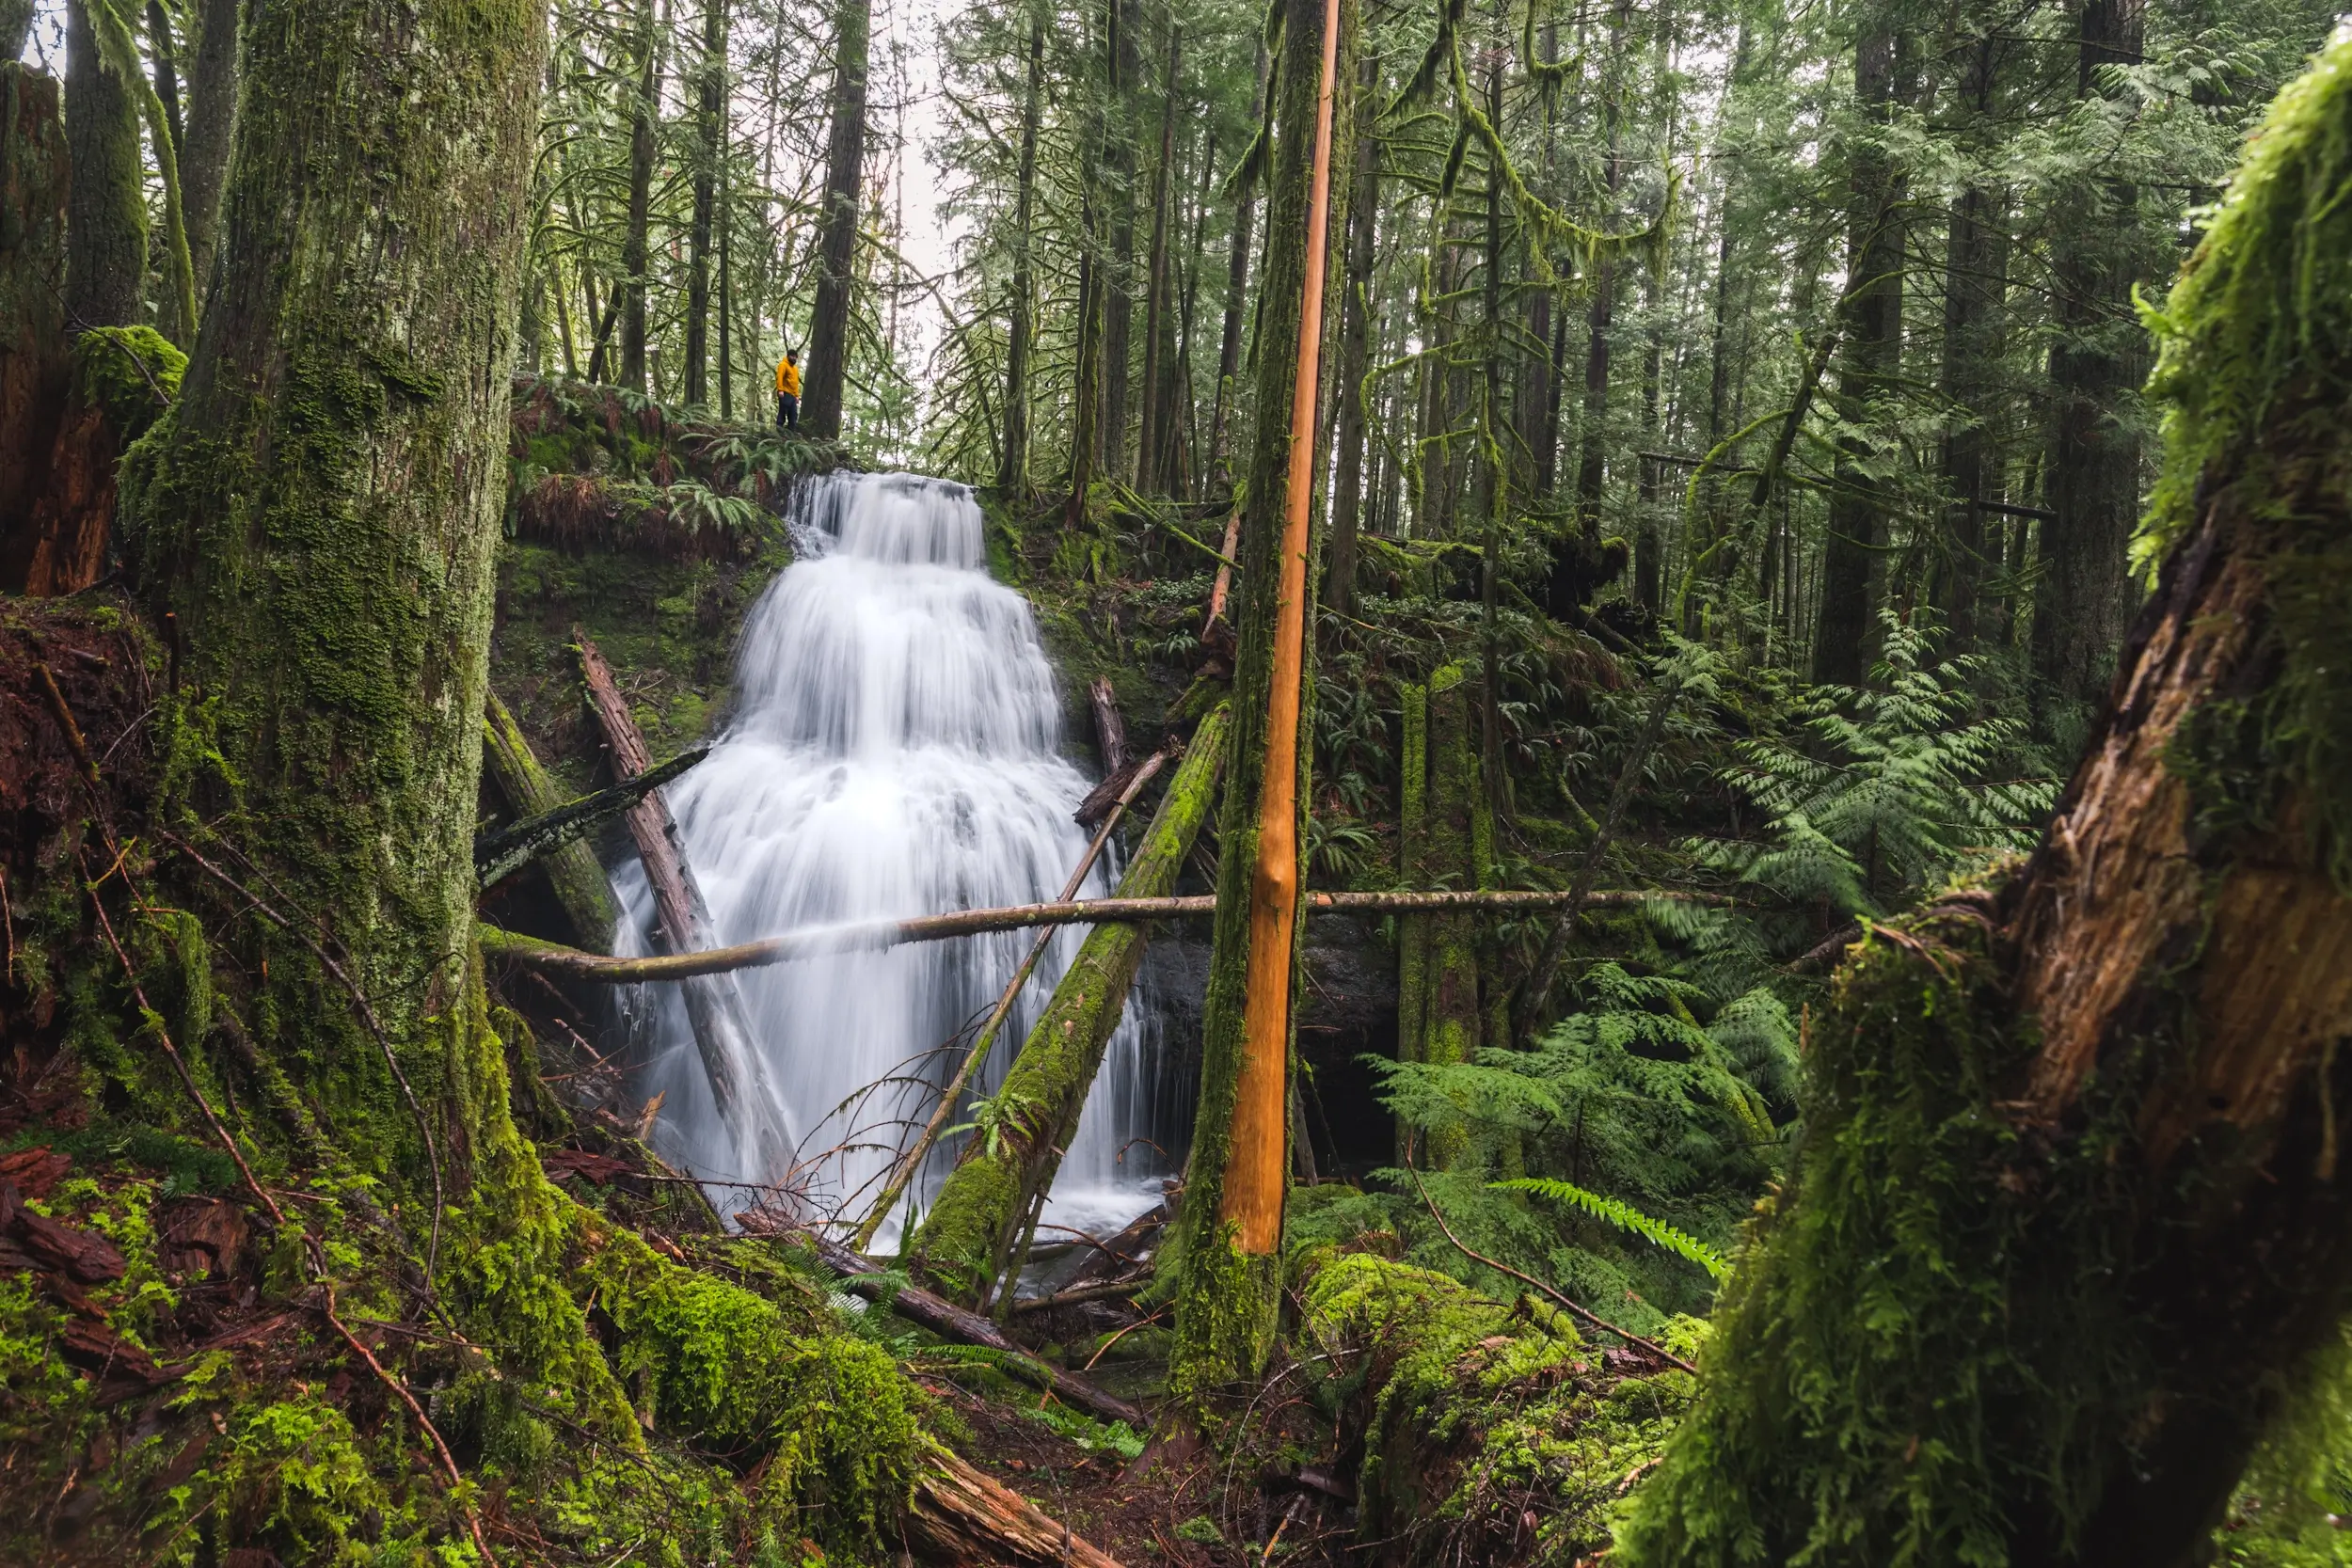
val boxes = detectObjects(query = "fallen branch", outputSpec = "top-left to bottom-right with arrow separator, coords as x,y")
1010,1277 -> 1148,1314
475,742 -> 707,890
790,1227 -> 1149,1432
907,1449 -> 1125,1567
483,887 -> 1724,983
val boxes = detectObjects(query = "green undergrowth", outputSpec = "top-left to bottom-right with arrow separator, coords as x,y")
1295,1249 -> 1700,1566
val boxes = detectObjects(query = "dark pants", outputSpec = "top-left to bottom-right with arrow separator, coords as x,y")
776,392 -> 800,432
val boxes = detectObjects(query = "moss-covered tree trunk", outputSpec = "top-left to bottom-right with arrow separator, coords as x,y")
1621,43 -> 2352,1567
906,704 -> 1229,1302
484,690 -> 621,951
996,8 -> 1043,498
125,0 -> 545,1194
177,0 -> 239,305
63,0 -> 147,330
1163,0 -> 1354,1412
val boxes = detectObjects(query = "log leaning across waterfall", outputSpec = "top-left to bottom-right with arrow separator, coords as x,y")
907,703 -> 1230,1304
574,631 -> 795,1178
479,886 -> 1730,983
482,690 -> 623,950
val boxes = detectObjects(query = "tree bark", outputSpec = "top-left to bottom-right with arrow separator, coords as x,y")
1206,44 -> 1270,497
997,8 -> 1043,498
907,705 -> 1226,1304
1620,45 -> 2352,1565
64,0 -> 148,331
1135,22 -> 1180,494
803,0 -> 869,437
119,0 -> 544,1212
1809,22 -> 1905,686
2032,0 -> 2151,731
1,65 -> 70,554
1323,45 -> 1379,621
1935,133 -> 2008,649
177,0 -> 239,308
620,0 -> 661,393
684,0 -> 726,406
1097,0 -> 1139,479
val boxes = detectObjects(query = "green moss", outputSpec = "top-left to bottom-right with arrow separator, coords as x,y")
1298,1251 -> 1698,1565
2137,38 -> 2352,894
72,324 -> 186,440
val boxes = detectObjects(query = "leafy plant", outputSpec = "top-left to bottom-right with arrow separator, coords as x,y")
1493,1177 -> 1729,1278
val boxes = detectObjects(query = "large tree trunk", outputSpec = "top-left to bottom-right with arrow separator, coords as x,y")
1934,144 -> 2008,648
997,9 -> 1043,498
620,0 -> 660,393
803,0 -> 869,437
1809,23 -> 1904,686
1097,0 -> 1139,480
64,0 -> 148,331
120,0 -> 544,1219
1164,0 -> 1352,1413
2031,0 -> 2151,733
1205,44 -> 1269,497
178,0 -> 241,308
906,706 -> 1227,1304
1322,45 -> 1379,621
684,0 -> 725,406
1,64 -> 70,563
1134,22 -> 1179,495
1620,43 -> 2352,1565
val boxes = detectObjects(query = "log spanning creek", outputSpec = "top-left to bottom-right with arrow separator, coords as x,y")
611,470 -> 1174,1247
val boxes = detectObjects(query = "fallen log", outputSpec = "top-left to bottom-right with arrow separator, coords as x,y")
853,747 -> 1173,1250
482,691 -> 626,949
907,705 -> 1229,1304
477,733 -> 707,895
791,1227 -> 1149,1433
575,631 -> 795,1179
481,886 -> 1728,983
909,1449 -> 1125,1567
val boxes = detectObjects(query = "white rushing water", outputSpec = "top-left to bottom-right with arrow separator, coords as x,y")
612,470 -> 1168,1246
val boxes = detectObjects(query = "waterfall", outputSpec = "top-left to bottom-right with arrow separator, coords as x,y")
612,470 -> 1169,1247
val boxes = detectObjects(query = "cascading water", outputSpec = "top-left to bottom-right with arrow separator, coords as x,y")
612,470 -> 1171,1245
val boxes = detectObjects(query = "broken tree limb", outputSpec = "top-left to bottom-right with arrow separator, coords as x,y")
482,692 -> 626,950
479,886 -> 1727,984
909,1449 -> 1126,1567
791,1228 -> 1149,1432
477,730 -> 707,897
907,705 -> 1230,1303
1089,674 -> 1130,773
852,746 -> 1175,1251
575,631 -> 796,1180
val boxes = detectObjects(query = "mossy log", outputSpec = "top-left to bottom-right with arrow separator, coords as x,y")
0,64 -> 68,559
907,704 -> 1230,1304
908,1449 -> 1129,1567
481,689 -> 623,948
1620,43 -> 2352,1568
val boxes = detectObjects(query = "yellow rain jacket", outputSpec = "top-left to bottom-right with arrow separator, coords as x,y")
775,357 -> 803,398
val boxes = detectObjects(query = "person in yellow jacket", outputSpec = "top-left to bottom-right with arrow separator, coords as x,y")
774,350 -> 802,433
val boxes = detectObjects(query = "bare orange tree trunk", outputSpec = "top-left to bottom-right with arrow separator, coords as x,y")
1163,0 -> 1351,1413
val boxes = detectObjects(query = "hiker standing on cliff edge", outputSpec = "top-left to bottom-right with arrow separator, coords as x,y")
774,349 -> 802,433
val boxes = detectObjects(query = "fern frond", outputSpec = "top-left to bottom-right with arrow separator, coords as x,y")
1494,1177 -> 1728,1278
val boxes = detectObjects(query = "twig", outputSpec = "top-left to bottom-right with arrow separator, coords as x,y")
1081,1306 -> 1167,1371
35,664 -> 101,786
1406,1162 -> 1697,1375
317,1284 -> 500,1566
161,830 -> 445,1278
